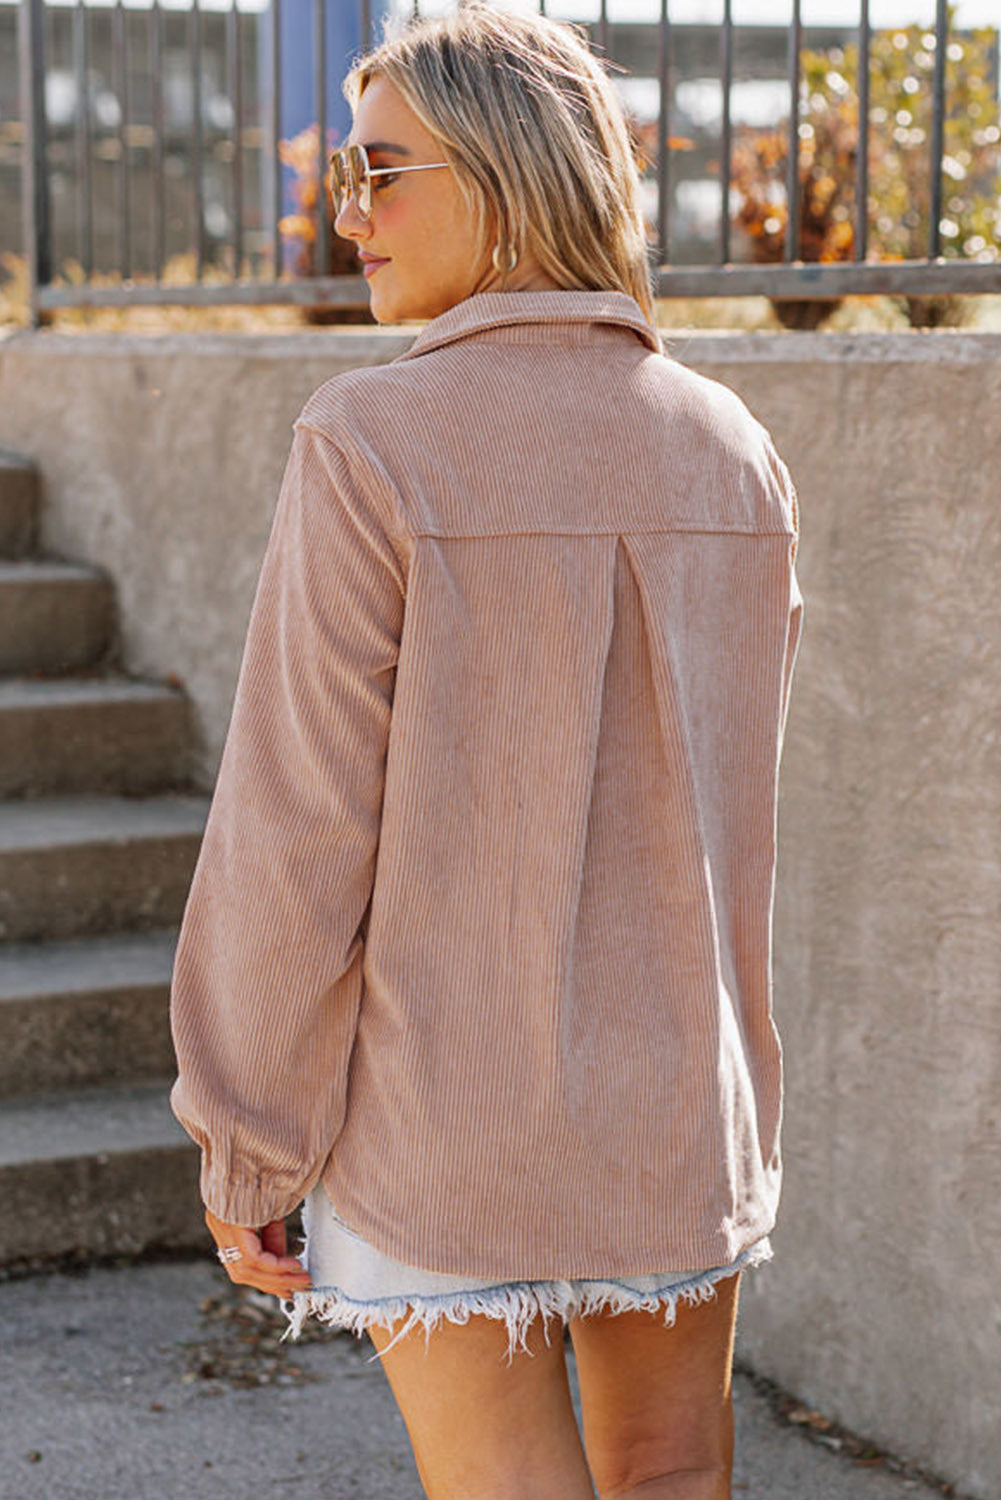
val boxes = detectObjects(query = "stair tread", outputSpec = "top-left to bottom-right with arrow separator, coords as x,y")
0,559 -> 107,585
0,677 -> 184,708
0,1082 -> 192,1166
0,929 -> 178,1002
0,793 -> 209,851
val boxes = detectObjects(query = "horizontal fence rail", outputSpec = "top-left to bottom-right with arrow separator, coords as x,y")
14,0 -> 1001,323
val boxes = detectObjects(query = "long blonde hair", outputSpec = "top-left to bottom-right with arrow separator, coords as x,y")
343,3 -> 656,328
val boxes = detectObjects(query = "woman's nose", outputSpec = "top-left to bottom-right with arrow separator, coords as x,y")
334,193 -> 370,241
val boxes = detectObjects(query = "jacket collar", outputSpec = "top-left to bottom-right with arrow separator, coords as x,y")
392,290 -> 661,362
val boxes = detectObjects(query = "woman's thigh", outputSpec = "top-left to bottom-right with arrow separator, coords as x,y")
366,1311 -> 596,1500
567,1273 -> 741,1500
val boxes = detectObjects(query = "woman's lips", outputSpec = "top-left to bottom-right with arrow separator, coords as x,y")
361,257 -> 390,279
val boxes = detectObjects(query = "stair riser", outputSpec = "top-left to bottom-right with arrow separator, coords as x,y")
0,462 -> 40,559
0,837 -> 201,942
0,1145 -> 205,1265
0,578 -> 116,674
0,987 -> 176,1098
0,698 -> 194,797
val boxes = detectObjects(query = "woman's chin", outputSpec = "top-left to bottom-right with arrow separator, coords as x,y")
367,275 -> 419,326
368,277 -> 456,325
369,292 -> 412,326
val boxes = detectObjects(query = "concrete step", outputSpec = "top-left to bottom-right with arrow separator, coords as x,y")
0,793 -> 208,942
0,1083 -> 204,1266
0,559 -> 116,675
0,677 -> 195,797
0,930 -> 178,1098
0,450 -> 40,559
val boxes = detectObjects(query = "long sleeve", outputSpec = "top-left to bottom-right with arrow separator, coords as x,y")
169,419 -> 406,1226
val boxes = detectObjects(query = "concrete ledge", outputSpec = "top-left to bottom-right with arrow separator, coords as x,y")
659,326 -> 1001,362
0,560 -> 115,675
0,677 -> 196,797
0,793 -> 208,942
0,1084 -> 202,1262
6,325 -> 1001,362
0,930 -> 177,1097
0,325 -> 418,361
0,449 -> 40,558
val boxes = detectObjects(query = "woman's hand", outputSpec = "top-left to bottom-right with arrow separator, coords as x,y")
204,1208 -> 313,1300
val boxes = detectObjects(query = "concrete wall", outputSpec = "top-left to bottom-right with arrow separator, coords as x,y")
1,325 -> 999,1498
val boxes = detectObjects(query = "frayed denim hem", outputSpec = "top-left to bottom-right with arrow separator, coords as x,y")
282,1237 -> 773,1366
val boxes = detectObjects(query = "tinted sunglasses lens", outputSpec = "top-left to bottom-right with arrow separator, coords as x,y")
352,146 -> 371,216
330,152 -> 347,212
331,146 -> 370,217
333,150 -> 356,213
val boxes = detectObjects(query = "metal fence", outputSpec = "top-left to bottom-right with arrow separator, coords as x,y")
15,0 -> 1001,323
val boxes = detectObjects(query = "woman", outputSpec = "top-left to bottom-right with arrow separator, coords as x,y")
169,6 -> 804,1497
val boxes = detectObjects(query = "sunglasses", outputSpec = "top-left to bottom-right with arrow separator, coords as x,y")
329,143 -> 450,221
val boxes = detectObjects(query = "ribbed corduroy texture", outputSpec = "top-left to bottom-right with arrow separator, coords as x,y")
169,290 -> 804,1280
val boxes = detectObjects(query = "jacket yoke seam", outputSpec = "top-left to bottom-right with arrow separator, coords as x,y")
410,526 -> 798,540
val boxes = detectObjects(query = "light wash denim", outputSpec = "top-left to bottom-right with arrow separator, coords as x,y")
284,1184 -> 772,1364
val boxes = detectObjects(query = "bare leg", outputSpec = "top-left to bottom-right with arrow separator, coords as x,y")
367,1310 -> 596,1500
568,1273 -> 741,1500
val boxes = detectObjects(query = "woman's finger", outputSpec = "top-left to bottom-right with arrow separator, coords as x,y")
227,1265 -> 311,1298
204,1210 -> 312,1295
259,1218 -> 289,1259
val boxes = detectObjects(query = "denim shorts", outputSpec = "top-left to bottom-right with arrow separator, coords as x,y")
283,1184 -> 773,1364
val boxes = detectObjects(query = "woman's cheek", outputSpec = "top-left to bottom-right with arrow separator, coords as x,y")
374,196 -> 412,238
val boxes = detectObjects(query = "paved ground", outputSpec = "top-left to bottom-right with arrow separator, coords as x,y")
0,1257 -> 951,1500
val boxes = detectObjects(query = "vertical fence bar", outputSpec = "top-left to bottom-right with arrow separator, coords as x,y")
656,0 -> 671,263
73,0 -> 93,276
314,0 -> 329,275
151,0 -> 165,279
855,0 -> 869,262
271,0 -> 282,277
227,0 -> 244,278
361,0 -> 371,52
113,0 -> 131,279
929,0 -> 948,257
538,0 -> 546,15
597,0 -> 608,60
18,0 -> 50,323
784,0 -> 802,260
191,0 -> 206,278
719,0 -> 732,263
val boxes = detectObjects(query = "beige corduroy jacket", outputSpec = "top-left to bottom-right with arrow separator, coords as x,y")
169,289 -> 804,1279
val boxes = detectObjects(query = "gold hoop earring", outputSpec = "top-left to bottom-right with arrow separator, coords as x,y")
492,240 -> 519,275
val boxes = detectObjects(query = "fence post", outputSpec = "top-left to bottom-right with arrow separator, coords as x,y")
18,0 -> 52,327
